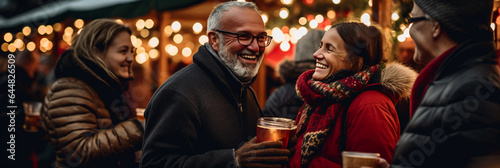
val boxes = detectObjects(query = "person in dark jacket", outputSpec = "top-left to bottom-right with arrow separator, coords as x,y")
140,1 -> 291,168
381,0 -> 500,167
41,19 -> 143,168
262,29 -> 324,119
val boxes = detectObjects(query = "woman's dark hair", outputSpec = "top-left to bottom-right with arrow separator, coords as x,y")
331,22 -> 386,71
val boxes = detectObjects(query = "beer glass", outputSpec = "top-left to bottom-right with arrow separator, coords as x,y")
256,117 -> 297,148
23,101 -> 42,132
342,151 -> 380,168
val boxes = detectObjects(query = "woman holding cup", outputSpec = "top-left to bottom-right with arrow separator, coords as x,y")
288,22 -> 418,168
41,19 -> 143,168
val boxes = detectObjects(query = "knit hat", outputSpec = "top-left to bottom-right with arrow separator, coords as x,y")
294,29 -> 325,62
414,0 -> 494,42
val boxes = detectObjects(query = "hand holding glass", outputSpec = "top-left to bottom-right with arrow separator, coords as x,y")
256,117 -> 297,148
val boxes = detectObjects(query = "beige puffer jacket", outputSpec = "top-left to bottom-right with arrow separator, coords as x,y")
41,77 -> 143,168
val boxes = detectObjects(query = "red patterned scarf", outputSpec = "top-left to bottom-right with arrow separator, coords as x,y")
295,64 -> 383,167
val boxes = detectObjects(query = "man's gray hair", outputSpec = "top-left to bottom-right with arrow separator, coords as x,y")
207,1 -> 261,32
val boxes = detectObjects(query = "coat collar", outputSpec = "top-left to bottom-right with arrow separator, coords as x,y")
436,40 -> 496,80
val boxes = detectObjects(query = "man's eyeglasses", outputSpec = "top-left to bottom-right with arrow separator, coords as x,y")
407,16 -> 431,23
214,29 -> 273,47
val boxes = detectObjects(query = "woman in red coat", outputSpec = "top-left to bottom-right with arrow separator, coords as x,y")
288,22 -> 418,168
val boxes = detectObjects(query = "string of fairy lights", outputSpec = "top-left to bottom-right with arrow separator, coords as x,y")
3,0 -> 495,65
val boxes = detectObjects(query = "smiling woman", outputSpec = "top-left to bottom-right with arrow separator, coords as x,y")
288,21 -> 418,168
40,19 -> 143,168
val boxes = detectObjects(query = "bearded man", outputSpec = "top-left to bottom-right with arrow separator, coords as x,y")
140,1 -> 291,168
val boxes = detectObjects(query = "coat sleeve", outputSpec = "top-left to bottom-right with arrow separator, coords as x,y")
41,79 -> 143,167
140,87 -> 236,168
345,91 -> 400,162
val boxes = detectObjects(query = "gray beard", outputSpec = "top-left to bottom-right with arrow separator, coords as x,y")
218,42 -> 263,82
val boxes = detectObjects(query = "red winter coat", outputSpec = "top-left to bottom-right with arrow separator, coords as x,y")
288,63 -> 417,168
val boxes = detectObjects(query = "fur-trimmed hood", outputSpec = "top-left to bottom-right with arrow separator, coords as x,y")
380,62 -> 418,100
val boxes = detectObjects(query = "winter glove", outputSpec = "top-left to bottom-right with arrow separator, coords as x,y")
235,137 -> 290,168
287,135 -> 297,156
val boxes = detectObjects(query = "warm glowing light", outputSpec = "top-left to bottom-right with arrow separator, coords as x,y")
172,21 -> 181,33
361,13 -> 371,26
284,34 -> 291,42
400,24 -> 407,32
397,35 -> 406,42
279,8 -> 289,19
491,23 -> 496,30
53,23 -> 62,32
165,44 -> 178,56
63,34 -> 72,44
296,27 -> 308,39
26,42 -> 35,51
136,19 -> 145,30
74,19 -> 84,29
164,25 -> 173,37
77,29 -> 82,34
135,53 -> 148,64
38,25 -> 46,35
280,41 -> 291,51
14,39 -> 23,48
315,15 -> 324,23
305,0 -> 314,5
281,0 -> 292,5
115,19 -> 123,24
193,22 -> 203,34
272,27 -> 284,43
289,28 -> 297,36
40,38 -> 49,48
140,29 -> 149,38
145,19 -> 154,29
22,26 -> 31,36
199,35 -> 208,45
261,14 -> 269,24
40,45 -> 47,52
332,0 -> 340,4
133,38 -> 142,48
309,20 -> 318,28
65,27 -> 74,35
403,28 -> 410,37
4,33 -> 13,42
327,10 -> 336,19
131,35 -> 137,44
1,43 -> 8,52
149,37 -> 159,48
173,34 -> 183,44
298,17 -> 307,25
45,25 -> 53,35
392,13 -> 400,21
136,47 -> 146,54
8,43 -> 16,52
149,49 -> 159,59
182,47 -> 192,57
46,41 -> 53,50
291,35 -> 299,43
368,0 -> 372,7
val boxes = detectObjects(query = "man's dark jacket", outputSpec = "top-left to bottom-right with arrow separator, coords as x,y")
140,44 -> 261,168
391,40 -> 500,168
